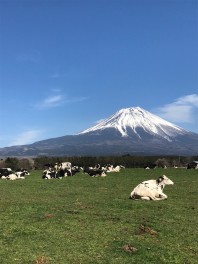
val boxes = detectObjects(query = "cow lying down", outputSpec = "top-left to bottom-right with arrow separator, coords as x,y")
129,175 -> 174,201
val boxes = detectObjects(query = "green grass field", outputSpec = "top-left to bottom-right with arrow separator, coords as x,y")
0,168 -> 197,264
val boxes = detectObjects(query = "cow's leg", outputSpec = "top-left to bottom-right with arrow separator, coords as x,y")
140,196 -> 151,201
159,193 -> 167,200
151,195 -> 167,201
147,195 -> 164,201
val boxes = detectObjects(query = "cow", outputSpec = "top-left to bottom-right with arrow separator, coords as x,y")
84,167 -> 107,177
187,161 -> 198,169
42,164 -> 80,179
55,166 -> 81,177
70,166 -> 81,176
15,168 -> 30,177
106,165 -> 124,172
0,168 -> 13,178
7,173 -> 25,180
0,168 -> 30,179
43,162 -> 72,172
0,168 -> 25,180
42,169 -> 59,179
144,163 -> 157,169
58,162 -> 72,170
89,169 -> 107,177
129,175 -> 174,201
83,166 -> 94,174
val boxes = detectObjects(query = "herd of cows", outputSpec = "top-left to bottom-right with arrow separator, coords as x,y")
0,160 -> 197,201
0,162 -> 125,181
42,162 -> 126,179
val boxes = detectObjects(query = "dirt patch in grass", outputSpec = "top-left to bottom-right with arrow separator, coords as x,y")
35,255 -> 50,264
136,224 -> 158,236
64,210 -> 80,214
44,213 -> 54,219
122,244 -> 138,253
75,199 -> 94,209
79,204 -> 94,209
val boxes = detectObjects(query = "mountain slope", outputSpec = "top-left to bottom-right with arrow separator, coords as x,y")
0,107 -> 197,156
78,107 -> 187,141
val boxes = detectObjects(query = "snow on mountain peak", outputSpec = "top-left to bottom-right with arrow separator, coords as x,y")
78,107 -> 187,141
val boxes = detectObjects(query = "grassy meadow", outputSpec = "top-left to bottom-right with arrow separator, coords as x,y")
0,168 -> 197,264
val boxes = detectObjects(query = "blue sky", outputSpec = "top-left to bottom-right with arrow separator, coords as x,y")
0,0 -> 197,148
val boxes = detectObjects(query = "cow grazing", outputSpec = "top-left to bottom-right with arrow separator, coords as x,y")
129,175 -> 174,201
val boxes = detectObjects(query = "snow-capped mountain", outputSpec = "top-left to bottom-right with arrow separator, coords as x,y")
78,107 -> 187,142
0,107 -> 197,156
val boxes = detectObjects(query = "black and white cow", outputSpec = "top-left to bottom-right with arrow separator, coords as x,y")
0,168 -> 13,178
0,168 -> 27,180
187,161 -> 198,169
84,168 -> 107,177
15,168 -> 30,177
42,163 -> 80,179
0,168 -> 16,180
57,166 -> 81,177
106,165 -> 125,172
42,169 -> 60,179
129,175 -> 174,201
144,163 -> 157,169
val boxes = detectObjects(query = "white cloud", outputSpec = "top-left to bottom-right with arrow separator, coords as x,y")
35,93 -> 88,109
153,94 -> 198,123
9,129 -> 43,146
176,94 -> 198,106
35,95 -> 64,109
44,95 -> 63,105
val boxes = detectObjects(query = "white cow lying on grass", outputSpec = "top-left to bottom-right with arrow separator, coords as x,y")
129,175 -> 174,201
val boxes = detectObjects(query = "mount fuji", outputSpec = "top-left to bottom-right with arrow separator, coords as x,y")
78,107 -> 187,141
0,107 -> 198,156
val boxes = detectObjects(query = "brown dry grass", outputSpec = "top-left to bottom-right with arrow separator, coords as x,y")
35,255 -> 50,264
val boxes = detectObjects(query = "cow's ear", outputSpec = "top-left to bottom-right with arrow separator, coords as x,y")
158,176 -> 163,182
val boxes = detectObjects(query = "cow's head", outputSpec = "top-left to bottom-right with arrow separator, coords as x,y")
158,175 -> 174,185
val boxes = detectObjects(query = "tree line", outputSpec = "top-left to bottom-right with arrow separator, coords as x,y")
0,155 -> 197,171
